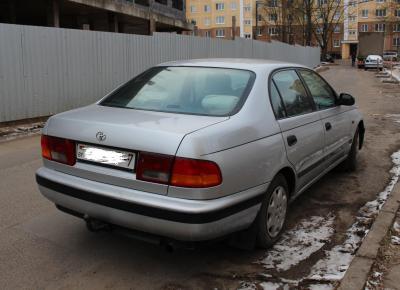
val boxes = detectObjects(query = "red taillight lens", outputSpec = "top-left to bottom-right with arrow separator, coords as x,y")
136,153 -> 222,188
171,157 -> 222,188
41,135 -> 76,166
136,152 -> 174,184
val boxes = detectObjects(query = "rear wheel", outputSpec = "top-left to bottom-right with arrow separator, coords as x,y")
256,174 -> 289,249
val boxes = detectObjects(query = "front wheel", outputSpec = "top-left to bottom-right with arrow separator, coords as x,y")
338,129 -> 359,172
256,174 -> 289,249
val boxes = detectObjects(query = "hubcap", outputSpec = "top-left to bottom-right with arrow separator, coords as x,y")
266,186 -> 287,238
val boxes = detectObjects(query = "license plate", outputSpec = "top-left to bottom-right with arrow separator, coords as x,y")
76,143 -> 136,170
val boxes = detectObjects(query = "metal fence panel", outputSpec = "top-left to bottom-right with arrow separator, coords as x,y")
0,23 -> 320,122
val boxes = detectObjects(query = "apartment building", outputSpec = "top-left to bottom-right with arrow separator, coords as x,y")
185,0 -> 344,56
186,0 -> 400,59
357,0 -> 400,56
186,0 -> 254,39
0,0 -> 192,35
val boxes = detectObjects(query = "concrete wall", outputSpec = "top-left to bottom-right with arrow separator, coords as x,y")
358,32 -> 384,57
0,23 -> 320,122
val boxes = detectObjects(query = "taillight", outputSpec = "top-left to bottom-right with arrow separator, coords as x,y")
136,153 -> 222,188
136,153 -> 174,185
41,135 -> 76,166
171,158 -> 222,188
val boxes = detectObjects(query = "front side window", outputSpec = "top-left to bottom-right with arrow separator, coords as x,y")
298,70 -> 336,110
272,70 -> 313,117
101,67 -> 255,117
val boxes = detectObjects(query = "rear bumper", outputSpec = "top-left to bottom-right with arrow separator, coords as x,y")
36,167 -> 265,241
364,63 -> 383,68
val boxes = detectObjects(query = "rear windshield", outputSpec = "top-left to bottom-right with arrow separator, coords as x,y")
100,66 -> 255,116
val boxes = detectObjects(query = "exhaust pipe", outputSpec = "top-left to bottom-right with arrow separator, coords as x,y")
84,215 -> 112,232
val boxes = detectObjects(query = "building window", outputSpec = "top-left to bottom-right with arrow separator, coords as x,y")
318,0 -> 328,5
244,19 -> 251,25
334,25 -> 340,33
244,5 -> 251,12
348,29 -> 357,36
205,31 -> 211,37
361,9 -> 368,18
269,13 -> 278,21
190,5 -> 197,13
394,23 -> 400,32
216,29 -> 225,37
348,1 -> 356,6
376,9 -> 386,17
333,39 -> 340,47
349,16 -> 356,22
216,3 -> 224,11
204,5 -> 211,12
231,2 -> 237,10
257,27 -> 262,36
216,16 -> 225,24
376,0 -> 385,2
269,0 -> 278,7
395,9 -> 400,17
375,23 -> 385,32
244,33 -> 252,39
333,12 -> 340,20
257,14 -> 262,21
191,19 -> 197,25
360,24 -> 368,32
204,18 -> 211,26
394,37 -> 400,46
268,27 -> 279,35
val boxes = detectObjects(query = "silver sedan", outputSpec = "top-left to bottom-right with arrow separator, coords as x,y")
36,59 -> 364,248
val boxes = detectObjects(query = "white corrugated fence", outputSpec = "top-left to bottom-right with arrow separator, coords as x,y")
0,23 -> 320,122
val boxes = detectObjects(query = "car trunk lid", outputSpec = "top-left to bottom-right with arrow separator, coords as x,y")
45,104 -> 228,195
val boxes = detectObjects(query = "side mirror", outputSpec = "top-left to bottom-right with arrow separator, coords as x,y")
337,93 -> 355,106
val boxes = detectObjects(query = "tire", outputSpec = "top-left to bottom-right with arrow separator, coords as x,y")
339,129 -> 359,172
256,174 -> 289,249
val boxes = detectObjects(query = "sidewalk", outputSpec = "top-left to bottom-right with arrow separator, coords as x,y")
339,173 -> 400,290
365,211 -> 400,289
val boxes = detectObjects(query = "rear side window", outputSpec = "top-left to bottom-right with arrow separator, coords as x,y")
100,66 -> 255,116
269,81 -> 286,119
298,70 -> 336,110
272,70 -> 314,117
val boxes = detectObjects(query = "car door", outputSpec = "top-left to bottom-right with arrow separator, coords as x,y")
271,69 -> 325,190
297,69 -> 352,167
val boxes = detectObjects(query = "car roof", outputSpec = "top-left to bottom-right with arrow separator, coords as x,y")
367,55 -> 382,58
158,58 -> 307,71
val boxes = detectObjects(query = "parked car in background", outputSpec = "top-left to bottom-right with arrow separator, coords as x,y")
357,56 -> 365,69
321,54 -> 335,63
36,59 -> 365,249
383,51 -> 398,61
364,55 -> 383,70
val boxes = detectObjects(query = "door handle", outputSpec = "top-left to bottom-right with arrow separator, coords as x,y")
325,122 -> 332,131
287,135 -> 297,146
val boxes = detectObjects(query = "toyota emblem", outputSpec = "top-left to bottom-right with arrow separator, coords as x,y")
96,132 -> 106,142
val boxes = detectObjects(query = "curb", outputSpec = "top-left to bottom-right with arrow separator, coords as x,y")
338,181 -> 400,290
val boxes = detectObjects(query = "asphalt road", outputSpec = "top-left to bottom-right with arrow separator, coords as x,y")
1,65 -> 400,290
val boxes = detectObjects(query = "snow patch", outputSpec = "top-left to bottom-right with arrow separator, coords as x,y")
309,150 -> 400,282
259,214 -> 335,271
308,284 -> 334,290
237,282 -> 257,290
385,114 -> 400,123
259,282 -> 288,290
391,236 -> 400,245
